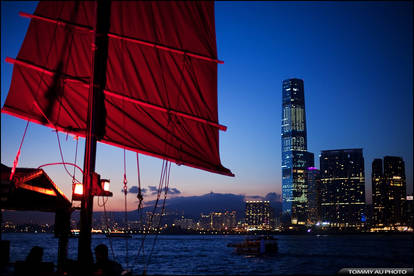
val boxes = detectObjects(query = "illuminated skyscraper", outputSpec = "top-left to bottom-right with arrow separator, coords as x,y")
320,149 -> 366,227
305,167 -> 321,224
281,78 -> 314,224
372,156 -> 407,227
198,211 -> 237,230
245,201 -> 273,230
372,158 -> 386,226
406,195 -> 413,228
383,156 -> 406,226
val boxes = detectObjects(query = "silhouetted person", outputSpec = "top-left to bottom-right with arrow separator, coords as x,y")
93,244 -> 123,276
25,246 -> 43,263
15,246 -> 53,276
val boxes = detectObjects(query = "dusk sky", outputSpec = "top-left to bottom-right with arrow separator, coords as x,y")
1,1 -> 412,211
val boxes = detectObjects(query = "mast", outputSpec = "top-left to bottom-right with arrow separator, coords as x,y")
78,0 -> 111,265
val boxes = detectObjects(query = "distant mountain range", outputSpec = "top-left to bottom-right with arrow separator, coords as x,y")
2,192 -> 282,225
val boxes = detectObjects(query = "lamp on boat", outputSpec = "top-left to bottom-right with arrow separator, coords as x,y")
101,179 -> 110,192
91,173 -> 113,197
74,183 -> 83,195
72,175 -> 112,201
72,182 -> 84,201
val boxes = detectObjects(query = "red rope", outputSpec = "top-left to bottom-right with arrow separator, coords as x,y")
72,136 -> 79,182
37,162 -> 84,175
55,131 -> 79,181
10,121 -> 30,181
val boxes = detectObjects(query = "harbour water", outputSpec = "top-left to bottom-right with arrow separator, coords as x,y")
3,233 -> 413,275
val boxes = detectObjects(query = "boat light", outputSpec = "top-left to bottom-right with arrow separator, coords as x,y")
102,179 -> 110,191
74,182 -> 83,195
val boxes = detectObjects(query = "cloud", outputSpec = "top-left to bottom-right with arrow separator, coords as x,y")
121,185 -> 147,194
148,185 -> 159,195
127,186 -> 147,194
168,187 -> 181,195
128,186 -> 139,193
148,186 -> 158,192
146,185 -> 181,195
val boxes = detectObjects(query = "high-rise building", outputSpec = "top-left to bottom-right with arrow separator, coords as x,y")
245,201 -> 273,230
281,78 -> 314,224
320,149 -> 366,228
198,214 -> 211,230
174,217 -> 195,230
406,195 -> 413,228
211,211 -> 237,230
198,211 -> 237,230
222,211 -> 237,230
305,167 -> 321,224
383,156 -> 406,226
372,158 -> 387,226
372,156 -> 407,228
145,212 -> 162,229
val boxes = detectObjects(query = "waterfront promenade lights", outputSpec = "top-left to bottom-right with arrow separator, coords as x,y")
72,173 -> 113,201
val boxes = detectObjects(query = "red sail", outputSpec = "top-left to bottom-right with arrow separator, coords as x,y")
2,1 -> 233,176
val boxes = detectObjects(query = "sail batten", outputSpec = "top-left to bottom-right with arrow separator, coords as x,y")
5,57 -> 227,131
3,1 -> 233,176
19,11 -> 224,64
2,107 -> 234,177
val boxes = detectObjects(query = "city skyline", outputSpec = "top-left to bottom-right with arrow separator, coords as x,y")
1,1 -> 413,211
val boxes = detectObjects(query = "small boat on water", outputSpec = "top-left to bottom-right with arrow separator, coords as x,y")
227,235 -> 278,255
104,230 -> 132,238
70,230 -> 80,238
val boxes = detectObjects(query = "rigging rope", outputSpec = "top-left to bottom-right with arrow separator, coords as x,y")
71,136 -> 79,205
55,131 -> 82,183
135,8 -> 181,274
137,57 -> 179,272
72,136 -> 79,180
137,153 -> 143,210
70,135 -> 80,207
123,148 -> 129,270
146,161 -> 171,267
136,153 -> 146,264
136,159 -> 166,267
139,159 -> 171,273
99,196 -> 117,260
10,120 -> 30,181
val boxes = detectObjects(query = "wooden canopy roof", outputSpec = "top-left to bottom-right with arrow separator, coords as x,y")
0,164 -> 71,212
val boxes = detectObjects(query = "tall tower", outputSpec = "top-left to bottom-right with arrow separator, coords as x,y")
320,149 -> 366,228
383,156 -> 406,226
281,78 -> 314,224
372,158 -> 386,226
305,167 -> 321,224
